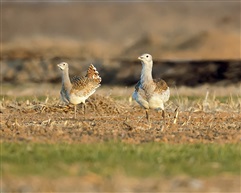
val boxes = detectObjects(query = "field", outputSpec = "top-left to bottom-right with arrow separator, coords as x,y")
1,2 -> 241,192
1,85 -> 241,192
1,84 -> 241,144
2,143 -> 240,192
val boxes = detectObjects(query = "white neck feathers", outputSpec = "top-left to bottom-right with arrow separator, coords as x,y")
62,68 -> 72,90
140,61 -> 153,84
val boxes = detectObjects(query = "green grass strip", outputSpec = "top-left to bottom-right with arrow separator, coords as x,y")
1,143 -> 240,178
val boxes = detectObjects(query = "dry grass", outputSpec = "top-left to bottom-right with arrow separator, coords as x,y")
1,85 -> 240,192
1,85 -> 240,144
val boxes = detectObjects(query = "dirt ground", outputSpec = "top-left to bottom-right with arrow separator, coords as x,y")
1,84 -> 241,192
1,93 -> 240,144
1,2 -> 241,191
2,174 -> 240,193
1,91 -> 241,192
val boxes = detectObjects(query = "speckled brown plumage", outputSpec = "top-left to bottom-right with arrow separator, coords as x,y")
57,62 -> 101,118
134,78 -> 169,104
132,53 -> 170,129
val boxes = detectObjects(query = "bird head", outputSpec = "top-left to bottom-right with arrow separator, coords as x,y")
57,62 -> 68,71
138,53 -> 153,65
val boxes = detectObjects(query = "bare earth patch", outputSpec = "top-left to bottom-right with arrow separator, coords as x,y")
1,94 -> 240,144
2,174 -> 240,193
1,92 -> 240,192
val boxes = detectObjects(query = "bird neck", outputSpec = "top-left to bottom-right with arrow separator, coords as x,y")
62,68 -> 72,90
140,61 -> 153,84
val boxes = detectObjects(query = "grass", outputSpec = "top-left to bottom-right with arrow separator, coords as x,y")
2,142 -> 240,178
0,95 -> 50,102
1,94 -> 240,109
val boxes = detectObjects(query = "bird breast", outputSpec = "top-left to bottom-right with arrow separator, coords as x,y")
69,94 -> 88,105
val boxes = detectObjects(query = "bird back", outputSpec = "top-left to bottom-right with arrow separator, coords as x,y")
153,78 -> 168,93
70,64 -> 101,97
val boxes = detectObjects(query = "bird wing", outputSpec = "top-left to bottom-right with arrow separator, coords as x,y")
70,64 -> 101,97
134,80 -> 141,92
153,78 -> 169,93
70,75 -> 100,97
86,64 -> 102,82
134,80 -> 149,101
60,87 -> 70,103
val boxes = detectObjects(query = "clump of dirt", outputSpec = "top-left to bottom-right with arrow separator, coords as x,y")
1,95 -> 240,144
1,93 -> 240,192
86,95 -> 126,115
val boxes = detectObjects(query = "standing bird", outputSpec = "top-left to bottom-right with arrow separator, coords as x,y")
57,62 -> 101,119
132,53 -> 170,128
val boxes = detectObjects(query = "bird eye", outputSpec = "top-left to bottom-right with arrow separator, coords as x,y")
146,55 -> 149,58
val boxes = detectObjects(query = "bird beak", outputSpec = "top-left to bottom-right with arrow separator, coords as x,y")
57,63 -> 63,70
138,56 -> 143,60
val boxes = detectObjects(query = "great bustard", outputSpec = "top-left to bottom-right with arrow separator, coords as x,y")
132,53 -> 170,128
57,62 -> 101,118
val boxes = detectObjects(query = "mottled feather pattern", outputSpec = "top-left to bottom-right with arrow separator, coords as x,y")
71,76 -> 88,89
87,64 -> 102,83
134,80 -> 141,92
153,79 -> 168,93
60,87 -> 70,103
71,77 -> 100,97
134,80 -> 144,99
57,62 -> 102,118
134,79 -> 169,103
70,65 -> 101,97
135,79 -> 168,97
133,53 -> 170,110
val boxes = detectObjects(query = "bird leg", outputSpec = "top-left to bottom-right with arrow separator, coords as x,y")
161,110 -> 166,132
145,109 -> 151,128
82,103 -> 86,117
162,110 -> 165,120
74,105 -> 77,119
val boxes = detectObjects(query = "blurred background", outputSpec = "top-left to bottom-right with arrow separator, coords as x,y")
1,1 -> 241,90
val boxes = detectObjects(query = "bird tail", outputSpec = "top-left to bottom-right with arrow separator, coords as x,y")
87,64 -> 102,84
